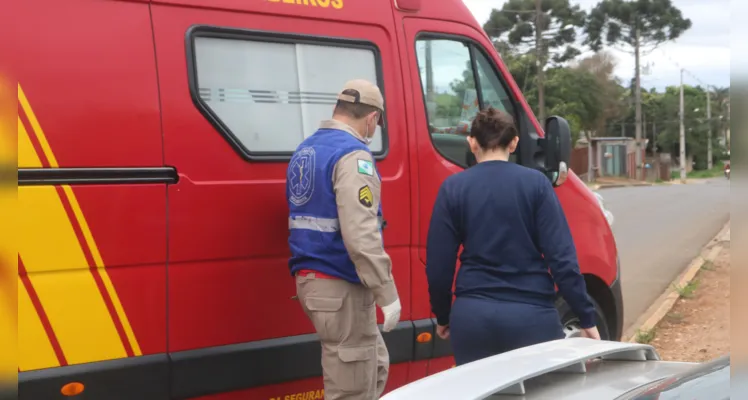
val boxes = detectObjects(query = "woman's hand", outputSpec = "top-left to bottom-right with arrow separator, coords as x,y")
581,326 -> 601,340
436,324 -> 450,340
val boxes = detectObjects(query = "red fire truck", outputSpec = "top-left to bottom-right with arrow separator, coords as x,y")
11,0 -> 622,398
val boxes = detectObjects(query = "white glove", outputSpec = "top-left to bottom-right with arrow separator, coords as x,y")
381,298 -> 401,332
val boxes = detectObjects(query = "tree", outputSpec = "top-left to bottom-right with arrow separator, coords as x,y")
710,86 -> 730,152
584,0 -> 692,178
572,51 -> 626,138
483,0 -> 586,122
640,89 -> 664,154
543,66 -> 605,144
644,84 -> 726,169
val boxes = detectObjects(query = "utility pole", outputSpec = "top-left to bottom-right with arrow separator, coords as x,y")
706,87 -> 712,169
535,0 -> 545,122
634,27 -> 643,180
726,91 -> 730,153
727,95 -> 731,152
653,121 -> 657,179
679,69 -> 686,183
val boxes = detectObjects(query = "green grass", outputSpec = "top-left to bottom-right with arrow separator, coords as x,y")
670,164 -> 726,180
672,279 -> 700,299
701,260 -> 716,271
635,328 -> 657,344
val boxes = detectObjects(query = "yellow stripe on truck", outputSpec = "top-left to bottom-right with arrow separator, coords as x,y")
17,116 -> 41,169
17,276 -> 60,371
18,84 -> 58,167
18,83 -> 132,367
62,186 -> 142,356
18,178 -> 128,367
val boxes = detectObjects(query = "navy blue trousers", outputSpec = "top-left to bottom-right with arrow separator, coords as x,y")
449,296 -> 565,366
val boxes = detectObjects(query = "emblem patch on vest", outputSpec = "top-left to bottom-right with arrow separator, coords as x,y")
357,159 -> 374,176
358,185 -> 374,208
288,147 -> 316,206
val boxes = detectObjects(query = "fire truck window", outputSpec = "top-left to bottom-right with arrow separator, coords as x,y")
192,36 -> 386,155
474,49 -> 516,117
415,38 -> 519,167
415,39 -> 477,135
415,39 -> 479,167
474,47 -> 520,164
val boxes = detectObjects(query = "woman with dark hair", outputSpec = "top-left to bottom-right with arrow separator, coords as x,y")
425,107 -> 600,366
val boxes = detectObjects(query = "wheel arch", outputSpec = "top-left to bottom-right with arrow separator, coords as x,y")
583,273 -> 622,341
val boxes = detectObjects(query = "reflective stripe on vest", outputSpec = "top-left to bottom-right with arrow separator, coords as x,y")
289,216 -> 385,232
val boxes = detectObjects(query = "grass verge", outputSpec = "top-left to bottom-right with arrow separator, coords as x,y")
670,164 -> 726,180
673,279 -> 700,299
635,328 -> 657,344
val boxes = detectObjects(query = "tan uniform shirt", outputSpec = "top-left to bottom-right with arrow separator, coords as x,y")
320,119 -> 398,308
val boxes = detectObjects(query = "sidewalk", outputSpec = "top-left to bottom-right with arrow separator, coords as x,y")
586,177 -> 653,190
586,177 -> 712,190
635,225 -> 730,362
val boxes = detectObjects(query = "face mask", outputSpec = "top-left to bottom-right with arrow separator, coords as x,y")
363,116 -> 375,145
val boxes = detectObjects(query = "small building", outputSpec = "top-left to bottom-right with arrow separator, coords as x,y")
574,137 -> 647,181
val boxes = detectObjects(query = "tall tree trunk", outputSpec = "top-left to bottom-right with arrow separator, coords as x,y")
634,27 -> 643,180
535,0 -> 545,122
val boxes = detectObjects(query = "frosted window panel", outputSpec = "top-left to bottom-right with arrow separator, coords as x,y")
194,37 -> 384,154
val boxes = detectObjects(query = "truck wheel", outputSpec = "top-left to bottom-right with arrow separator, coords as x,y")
555,297 -> 611,340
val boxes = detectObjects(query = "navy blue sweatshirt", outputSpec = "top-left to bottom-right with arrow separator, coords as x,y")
425,160 -> 596,329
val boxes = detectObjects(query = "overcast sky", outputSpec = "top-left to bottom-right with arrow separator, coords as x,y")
462,0 -> 730,91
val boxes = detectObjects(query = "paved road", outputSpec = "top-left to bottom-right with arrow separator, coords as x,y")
599,178 -> 730,332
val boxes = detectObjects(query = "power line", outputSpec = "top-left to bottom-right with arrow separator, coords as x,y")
656,49 -> 714,89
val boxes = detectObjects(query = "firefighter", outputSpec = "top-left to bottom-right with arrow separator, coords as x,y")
425,107 -> 600,366
286,79 -> 401,400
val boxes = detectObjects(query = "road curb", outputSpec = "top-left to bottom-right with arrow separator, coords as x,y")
595,184 -> 626,190
623,220 -> 730,343
665,178 -> 713,185
588,183 -> 654,190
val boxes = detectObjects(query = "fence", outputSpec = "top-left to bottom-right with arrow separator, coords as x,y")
572,145 -> 668,181
570,147 -> 589,179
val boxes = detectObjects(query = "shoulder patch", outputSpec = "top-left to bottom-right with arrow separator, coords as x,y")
357,159 -> 374,176
358,185 -> 374,208
287,147 -> 316,206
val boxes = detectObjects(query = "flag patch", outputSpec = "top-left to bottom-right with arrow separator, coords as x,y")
357,159 -> 374,176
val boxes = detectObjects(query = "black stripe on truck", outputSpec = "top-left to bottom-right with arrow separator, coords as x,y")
18,318 -> 452,400
17,167 -> 178,186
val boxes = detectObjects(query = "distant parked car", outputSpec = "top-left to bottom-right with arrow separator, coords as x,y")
380,338 -> 729,400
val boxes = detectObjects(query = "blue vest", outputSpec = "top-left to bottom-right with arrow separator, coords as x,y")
286,128 -> 383,283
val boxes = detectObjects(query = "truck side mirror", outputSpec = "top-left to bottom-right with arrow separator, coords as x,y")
518,114 -> 572,187
543,116 -> 572,186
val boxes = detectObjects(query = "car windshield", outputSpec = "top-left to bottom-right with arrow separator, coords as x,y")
616,355 -> 730,400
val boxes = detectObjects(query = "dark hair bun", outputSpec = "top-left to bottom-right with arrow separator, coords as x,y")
469,107 -> 518,150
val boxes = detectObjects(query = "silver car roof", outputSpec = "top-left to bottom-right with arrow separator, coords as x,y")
380,338 -> 698,400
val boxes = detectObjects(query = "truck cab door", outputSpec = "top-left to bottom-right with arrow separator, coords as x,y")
401,16 -> 545,376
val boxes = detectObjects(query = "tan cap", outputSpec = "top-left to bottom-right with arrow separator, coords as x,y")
337,79 -> 384,112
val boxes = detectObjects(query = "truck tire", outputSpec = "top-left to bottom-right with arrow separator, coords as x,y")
555,296 -> 611,340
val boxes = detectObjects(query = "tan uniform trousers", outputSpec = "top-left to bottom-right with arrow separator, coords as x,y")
296,273 -> 389,400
